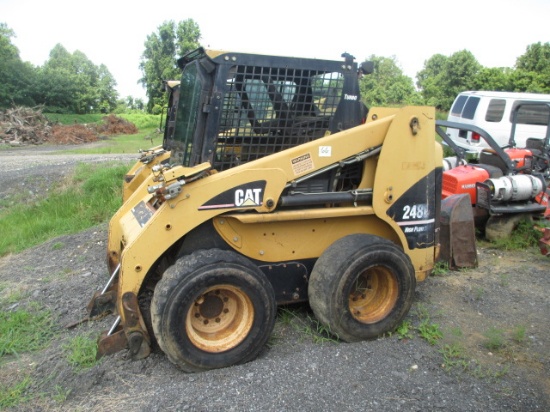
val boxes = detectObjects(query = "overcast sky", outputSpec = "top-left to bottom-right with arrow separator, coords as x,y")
2,0 -> 549,101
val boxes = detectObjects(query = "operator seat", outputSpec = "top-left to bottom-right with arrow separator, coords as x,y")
478,150 -> 508,175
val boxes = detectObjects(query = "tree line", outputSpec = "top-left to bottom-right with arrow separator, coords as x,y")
1,20 -> 549,115
0,23 -> 121,114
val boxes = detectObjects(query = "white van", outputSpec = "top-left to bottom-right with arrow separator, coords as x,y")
445,91 -> 550,156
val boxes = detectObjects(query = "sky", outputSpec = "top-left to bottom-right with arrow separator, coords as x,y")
2,0 -> 549,101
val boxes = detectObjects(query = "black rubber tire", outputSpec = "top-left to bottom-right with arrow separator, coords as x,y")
151,249 -> 276,372
308,234 -> 416,342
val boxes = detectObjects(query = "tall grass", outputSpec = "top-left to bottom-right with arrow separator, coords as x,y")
0,162 -> 132,256
44,112 -> 161,129
119,112 -> 162,130
44,113 -> 104,124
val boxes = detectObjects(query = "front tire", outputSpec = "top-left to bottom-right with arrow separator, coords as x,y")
151,249 -> 276,372
308,234 -> 416,342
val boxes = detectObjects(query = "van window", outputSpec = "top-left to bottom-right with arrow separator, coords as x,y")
450,95 -> 468,116
461,96 -> 480,119
485,99 -> 506,122
512,103 -> 550,125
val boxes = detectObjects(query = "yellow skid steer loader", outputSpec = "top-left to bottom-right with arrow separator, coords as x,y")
86,48 -> 476,372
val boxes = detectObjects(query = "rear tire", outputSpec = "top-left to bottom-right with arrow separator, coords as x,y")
151,249 -> 276,372
308,234 -> 416,342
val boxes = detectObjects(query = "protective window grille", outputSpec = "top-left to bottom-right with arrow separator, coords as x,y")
214,65 -> 344,171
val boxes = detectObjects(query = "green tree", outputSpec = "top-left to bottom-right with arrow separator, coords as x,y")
516,42 -> 550,72
0,23 -> 37,108
416,54 -> 448,107
139,19 -> 201,113
417,50 -> 481,111
507,69 -> 548,93
96,64 -> 118,113
34,44 -> 118,113
72,50 -> 100,113
359,55 -> 420,107
512,42 -> 550,92
34,45 -> 82,113
471,67 -> 512,91
175,19 -> 202,56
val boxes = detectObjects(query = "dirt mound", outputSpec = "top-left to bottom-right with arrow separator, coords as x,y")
50,124 -> 99,145
0,107 -> 138,146
96,114 -> 138,135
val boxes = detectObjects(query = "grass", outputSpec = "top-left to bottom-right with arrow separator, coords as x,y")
0,376 -> 32,409
490,218 -> 544,250
473,286 -> 485,301
440,343 -> 470,371
57,128 -> 163,155
395,312 -> 509,377
64,334 -> 99,369
303,314 -> 339,343
45,112 -> 161,130
275,306 -> 340,344
0,374 -> 71,409
499,273 -> 510,287
511,325 -> 526,344
395,319 -> 414,340
417,319 -> 443,345
44,113 -> 105,124
439,341 -> 509,379
0,306 -> 55,357
483,327 -> 507,351
119,112 -> 163,130
435,322 -> 527,381
395,304 -> 443,345
431,261 -> 450,276
0,161 -> 132,256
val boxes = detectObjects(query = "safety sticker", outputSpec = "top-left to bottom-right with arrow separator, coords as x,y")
291,153 -> 314,176
131,201 -> 154,227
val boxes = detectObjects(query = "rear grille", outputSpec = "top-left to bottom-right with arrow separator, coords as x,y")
442,174 -> 459,193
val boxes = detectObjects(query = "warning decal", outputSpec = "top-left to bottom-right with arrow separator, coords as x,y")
291,153 -> 314,176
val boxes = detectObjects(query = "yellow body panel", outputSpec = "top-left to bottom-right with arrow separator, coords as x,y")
111,106 -> 439,322
213,211 -> 398,262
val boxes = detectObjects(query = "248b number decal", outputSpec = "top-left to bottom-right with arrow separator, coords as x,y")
402,204 -> 429,220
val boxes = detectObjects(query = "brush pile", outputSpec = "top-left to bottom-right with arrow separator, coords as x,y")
0,106 -> 53,145
0,107 -> 137,146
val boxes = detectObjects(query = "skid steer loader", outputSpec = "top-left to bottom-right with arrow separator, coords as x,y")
85,48 -> 473,372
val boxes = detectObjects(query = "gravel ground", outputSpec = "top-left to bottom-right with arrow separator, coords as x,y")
0,145 -> 549,411
0,145 -> 138,211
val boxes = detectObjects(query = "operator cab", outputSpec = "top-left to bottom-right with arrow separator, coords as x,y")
163,48 -> 369,181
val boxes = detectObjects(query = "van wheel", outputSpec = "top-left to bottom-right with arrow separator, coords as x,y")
308,234 -> 416,342
151,249 -> 276,372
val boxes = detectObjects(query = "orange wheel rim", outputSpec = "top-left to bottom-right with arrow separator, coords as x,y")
186,285 -> 254,353
348,266 -> 398,324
